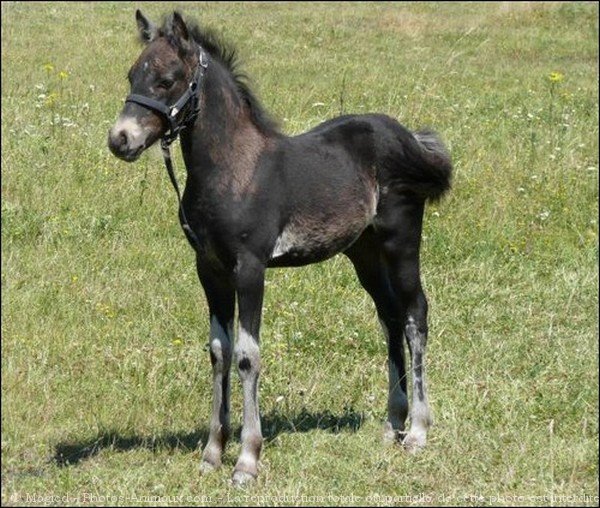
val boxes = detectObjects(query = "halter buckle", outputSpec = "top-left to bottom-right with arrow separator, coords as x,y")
199,50 -> 209,69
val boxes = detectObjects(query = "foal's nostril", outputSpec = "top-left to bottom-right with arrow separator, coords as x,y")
118,130 -> 128,147
112,129 -> 129,149
108,128 -> 129,154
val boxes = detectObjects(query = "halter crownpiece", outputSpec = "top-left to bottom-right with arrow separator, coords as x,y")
125,46 -> 209,147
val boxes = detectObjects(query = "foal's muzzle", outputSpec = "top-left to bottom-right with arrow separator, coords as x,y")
107,116 -> 152,162
108,131 -> 141,162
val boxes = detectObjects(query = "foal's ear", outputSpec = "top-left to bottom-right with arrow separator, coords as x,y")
168,11 -> 193,53
136,9 -> 158,43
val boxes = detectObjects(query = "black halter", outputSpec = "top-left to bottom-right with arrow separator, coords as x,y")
125,47 -> 209,251
125,48 -> 209,146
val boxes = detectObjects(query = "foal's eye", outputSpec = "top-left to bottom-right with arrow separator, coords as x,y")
158,79 -> 174,90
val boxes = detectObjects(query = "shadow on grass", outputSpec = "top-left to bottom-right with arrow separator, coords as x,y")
52,408 -> 364,467
52,428 -> 209,467
261,407 -> 364,443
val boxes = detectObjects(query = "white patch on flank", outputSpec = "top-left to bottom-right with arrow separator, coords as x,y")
270,227 -> 301,259
370,184 -> 380,220
270,182 -> 379,261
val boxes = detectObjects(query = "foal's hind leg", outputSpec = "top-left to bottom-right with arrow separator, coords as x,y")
196,261 -> 235,473
345,229 -> 409,443
377,193 -> 433,452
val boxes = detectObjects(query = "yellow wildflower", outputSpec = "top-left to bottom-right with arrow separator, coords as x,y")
45,92 -> 59,108
548,71 -> 564,83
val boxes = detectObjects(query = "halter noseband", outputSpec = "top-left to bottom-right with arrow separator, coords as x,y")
124,46 -> 209,251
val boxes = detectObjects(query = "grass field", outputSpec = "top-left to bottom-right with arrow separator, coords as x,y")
2,2 -> 598,506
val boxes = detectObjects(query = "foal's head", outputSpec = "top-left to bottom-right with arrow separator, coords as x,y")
108,11 -> 201,161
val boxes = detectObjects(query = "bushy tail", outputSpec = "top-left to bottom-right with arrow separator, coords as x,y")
399,129 -> 453,202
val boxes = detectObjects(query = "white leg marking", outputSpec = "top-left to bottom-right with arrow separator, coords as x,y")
235,326 -> 261,428
404,315 -> 432,453
209,316 -> 231,371
201,316 -> 232,473
233,326 -> 262,484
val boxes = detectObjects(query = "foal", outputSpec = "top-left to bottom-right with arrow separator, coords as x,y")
108,11 -> 452,484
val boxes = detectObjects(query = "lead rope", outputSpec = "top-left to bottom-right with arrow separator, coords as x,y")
160,139 -> 201,251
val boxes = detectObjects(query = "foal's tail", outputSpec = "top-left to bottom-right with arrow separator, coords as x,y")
397,129 -> 453,202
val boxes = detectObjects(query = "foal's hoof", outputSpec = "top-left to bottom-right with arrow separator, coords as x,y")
382,422 -> 404,445
402,432 -> 426,454
199,460 -> 219,475
232,469 -> 256,487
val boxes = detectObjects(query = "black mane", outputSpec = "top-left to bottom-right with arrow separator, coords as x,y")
176,17 -> 280,136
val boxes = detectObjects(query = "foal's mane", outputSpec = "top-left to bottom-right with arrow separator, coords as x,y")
165,14 -> 280,136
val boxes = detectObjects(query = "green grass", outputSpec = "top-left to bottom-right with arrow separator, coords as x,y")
2,2 -> 598,506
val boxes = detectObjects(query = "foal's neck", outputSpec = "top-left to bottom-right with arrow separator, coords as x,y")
180,62 -> 274,195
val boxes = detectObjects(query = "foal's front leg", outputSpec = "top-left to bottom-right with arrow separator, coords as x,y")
198,264 -> 235,474
232,255 -> 265,485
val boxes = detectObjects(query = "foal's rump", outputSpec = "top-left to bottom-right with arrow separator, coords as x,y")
293,113 -> 452,203
347,113 -> 452,203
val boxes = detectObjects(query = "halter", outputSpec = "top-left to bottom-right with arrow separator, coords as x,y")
125,47 -> 209,251
125,48 -> 209,146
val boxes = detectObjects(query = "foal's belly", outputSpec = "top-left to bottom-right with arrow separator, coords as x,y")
267,185 -> 378,268
267,221 -> 365,267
